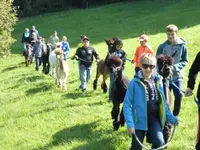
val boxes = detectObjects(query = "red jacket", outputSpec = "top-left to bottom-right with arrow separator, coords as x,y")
132,44 -> 154,67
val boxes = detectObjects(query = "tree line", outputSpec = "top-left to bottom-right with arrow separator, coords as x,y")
13,0 -> 129,17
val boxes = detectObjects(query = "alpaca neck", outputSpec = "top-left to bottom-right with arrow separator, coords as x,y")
59,58 -> 64,71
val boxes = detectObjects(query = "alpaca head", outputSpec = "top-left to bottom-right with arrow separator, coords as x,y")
156,55 -> 174,78
55,47 -> 63,60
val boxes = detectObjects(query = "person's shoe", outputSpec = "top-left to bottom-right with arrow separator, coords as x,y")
82,88 -> 86,92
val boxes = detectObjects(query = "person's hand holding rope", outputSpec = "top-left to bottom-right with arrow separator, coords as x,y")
128,127 -> 135,137
185,88 -> 193,97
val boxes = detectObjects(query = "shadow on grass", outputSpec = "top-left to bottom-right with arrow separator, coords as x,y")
62,90 -> 96,100
26,83 -> 53,95
0,61 -> 24,73
28,101 -> 105,118
36,121 -> 115,150
68,79 -> 79,84
18,75 -> 45,83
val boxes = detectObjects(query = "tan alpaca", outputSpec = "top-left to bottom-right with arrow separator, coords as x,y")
55,48 -> 69,90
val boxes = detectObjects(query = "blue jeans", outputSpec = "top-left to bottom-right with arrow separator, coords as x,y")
131,119 -> 165,150
109,72 -> 114,101
35,57 -> 42,71
63,54 -> 68,60
169,80 -> 183,116
23,43 -> 27,52
79,65 -> 92,90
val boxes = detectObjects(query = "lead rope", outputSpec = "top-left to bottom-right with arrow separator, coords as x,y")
133,125 -> 176,150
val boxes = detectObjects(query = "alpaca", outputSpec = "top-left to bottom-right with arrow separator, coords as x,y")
48,44 -> 57,77
106,55 -> 129,131
93,39 -> 114,93
24,44 -> 33,67
55,48 -> 69,90
156,54 -> 174,144
42,43 -> 50,74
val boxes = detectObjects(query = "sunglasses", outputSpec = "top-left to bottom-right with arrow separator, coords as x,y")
142,64 -> 155,69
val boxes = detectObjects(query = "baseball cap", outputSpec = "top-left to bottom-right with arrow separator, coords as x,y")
83,37 -> 89,41
139,34 -> 148,41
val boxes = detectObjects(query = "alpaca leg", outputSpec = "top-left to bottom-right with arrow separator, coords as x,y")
163,121 -> 172,144
102,75 -> 108,93
93,72 -> 100,90
111,102 -> 120,131
62,77 -> 67,90
93,67 -> 100,90
119,106 -> 125,127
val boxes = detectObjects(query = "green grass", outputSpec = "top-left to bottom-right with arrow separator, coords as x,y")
0,0 -> 200,149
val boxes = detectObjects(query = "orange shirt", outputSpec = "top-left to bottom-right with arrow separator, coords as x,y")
132,44 -> 154,67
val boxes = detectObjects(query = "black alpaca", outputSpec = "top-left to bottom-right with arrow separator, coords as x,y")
156,54 -> 174,144
107,55 -> 129,130
42,44 -> 50,74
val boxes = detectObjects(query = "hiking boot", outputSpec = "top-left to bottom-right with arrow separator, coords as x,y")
82,88 -> 86,92
113,120 -> 120,131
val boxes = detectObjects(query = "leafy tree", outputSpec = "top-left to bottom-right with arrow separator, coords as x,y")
0,0 -> 17,57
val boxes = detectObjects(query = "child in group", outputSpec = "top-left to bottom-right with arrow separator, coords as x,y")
156,24 -> 188,116
132,34 -> 154,74
105,38 -> 126,102
61,36 -> 70,60
72,37 -> 99,92
123,53 -> 178,150
32,36 -> 45,71
77,35 -> 87,48
48,31 -> 59,50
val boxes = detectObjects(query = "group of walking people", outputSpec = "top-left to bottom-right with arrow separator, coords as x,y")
21,24 -> 200,150
21,26 -> 70,71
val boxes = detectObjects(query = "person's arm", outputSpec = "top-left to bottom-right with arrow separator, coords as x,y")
92,48 -> 100,60
172,45 -> 188,72
165,100 -> 178,124
64,42 -> 70,55
47,36 -> 51,44
32,44 -> 36,56
123,80 -> 135,130
133,48 -> 138,63
187,52 -> 200,90
72,48 -> 80,60
149,46 -> 154,55
121,50 -> 126,63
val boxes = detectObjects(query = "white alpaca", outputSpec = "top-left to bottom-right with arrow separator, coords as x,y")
55,49 -> 69,90
48,44 -> 57,77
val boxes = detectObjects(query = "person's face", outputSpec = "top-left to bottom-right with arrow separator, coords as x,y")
83,40 -> 89,48
167,31 -> 177,44
62,37 -> 66,42
140,40 -> 147,46
140,62 -> 155,79
116,44 -> 121,50
32,26 -> 35,31
25,29 -> 29,32
53,32 -> 57,36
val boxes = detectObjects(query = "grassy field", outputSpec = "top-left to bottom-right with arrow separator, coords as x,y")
0,0 -> 200,149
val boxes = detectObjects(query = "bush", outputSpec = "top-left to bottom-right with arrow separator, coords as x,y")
0,0 -> 17,57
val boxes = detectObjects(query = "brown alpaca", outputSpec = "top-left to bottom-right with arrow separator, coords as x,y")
24,44 -> 33,67
55,48 -> 69,90
93,39 -> 114,93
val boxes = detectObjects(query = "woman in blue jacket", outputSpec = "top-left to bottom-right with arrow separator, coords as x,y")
123,54 -> 178,150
